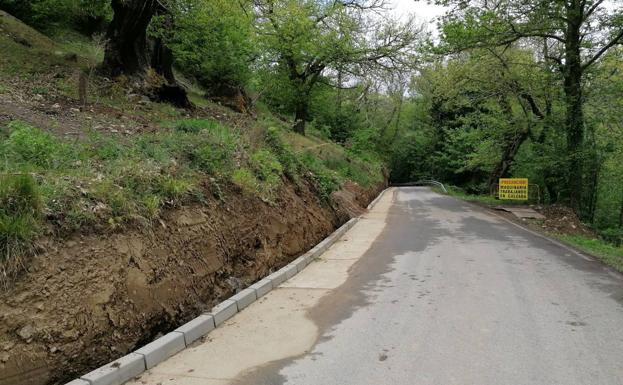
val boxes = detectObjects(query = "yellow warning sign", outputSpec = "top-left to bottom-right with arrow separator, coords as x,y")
499,178 -> 529,200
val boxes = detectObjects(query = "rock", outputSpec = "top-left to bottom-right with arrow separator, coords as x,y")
51,103 -> 61,109
17,324 -> 34,340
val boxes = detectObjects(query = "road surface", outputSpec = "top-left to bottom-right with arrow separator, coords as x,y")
129,187 -> 623,385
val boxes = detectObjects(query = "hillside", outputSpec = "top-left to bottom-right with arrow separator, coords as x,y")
0,11 -> 385,385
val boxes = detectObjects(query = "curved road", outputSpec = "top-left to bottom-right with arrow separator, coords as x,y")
130,187 -> 623,385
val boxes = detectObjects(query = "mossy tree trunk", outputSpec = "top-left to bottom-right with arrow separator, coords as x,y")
102,0 -> 159,77
101,0 -> 191,108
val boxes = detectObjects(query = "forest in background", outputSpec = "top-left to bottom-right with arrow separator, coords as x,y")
1,0 -> 622,266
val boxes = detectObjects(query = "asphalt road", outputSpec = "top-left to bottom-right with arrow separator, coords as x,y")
130,187 -> 623,385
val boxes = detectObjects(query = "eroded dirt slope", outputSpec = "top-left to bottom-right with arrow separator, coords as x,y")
0,180 -> 383,385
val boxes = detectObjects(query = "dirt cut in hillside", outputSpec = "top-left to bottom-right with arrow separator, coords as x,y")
0,180 -> 384,385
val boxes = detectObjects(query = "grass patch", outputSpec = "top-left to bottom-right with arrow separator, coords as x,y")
0,121 -> 207,234
443,185 -> 529,206
232,168 -> 259,195
0,173 -> 42,284
265,126 -> 301,180
250,149 -> 284,201
299,152 -> 342,200
557,234 -> 623,273
175,118 -> 220,133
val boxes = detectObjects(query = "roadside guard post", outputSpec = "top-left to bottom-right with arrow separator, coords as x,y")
499,178 -> 529,200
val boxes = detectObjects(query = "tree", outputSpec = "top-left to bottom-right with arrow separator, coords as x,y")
101,0 -> 190,107
428,0 -> 623,210
255,0 -> 420,135
160,0 -> 255,111
102,0 -> 161,77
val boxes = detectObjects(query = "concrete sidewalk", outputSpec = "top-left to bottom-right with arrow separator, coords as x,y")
125,189 -> 396,385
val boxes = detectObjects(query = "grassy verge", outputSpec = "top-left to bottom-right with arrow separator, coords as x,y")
441,185 -> 534,206
0,118 -> 384,283
555,234 -> 623,273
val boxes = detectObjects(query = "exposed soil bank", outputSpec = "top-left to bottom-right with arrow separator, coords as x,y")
0,179 -> 384,385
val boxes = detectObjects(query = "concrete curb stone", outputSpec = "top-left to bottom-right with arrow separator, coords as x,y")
135,332 -> 185,369
231,288 -> 257,311
249,278 -> 272,298
66,380 -> 90,385
292,256 -> 309,272
210,299 -> 238,326
174,314 -> 216,346
80,353 -> 145,385
266,269 -> 287,288
283,264 -> 298,279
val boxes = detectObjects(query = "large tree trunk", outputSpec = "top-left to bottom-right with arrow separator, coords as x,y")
586,159 -> 600,223
488,128 -> 530,190
102,0 -> 191,108
488,96 -> 532,190
564,1 -> 585,213
151,38 -> 176,84
293,101 -> 308,135
102,0 -> 159,77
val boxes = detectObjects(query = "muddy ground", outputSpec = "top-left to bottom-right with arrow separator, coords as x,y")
0,179 -> 383,385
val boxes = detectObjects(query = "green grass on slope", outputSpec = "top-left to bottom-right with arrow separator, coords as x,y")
442,185 -> 533,206
0,10 -> 90,76
0,118 -> 384,282
556,235 -> 623,273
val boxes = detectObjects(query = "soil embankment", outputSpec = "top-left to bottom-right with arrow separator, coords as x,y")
0,180 -> 384,385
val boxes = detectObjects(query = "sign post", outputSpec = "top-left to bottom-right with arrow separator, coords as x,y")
499,178 -> 529,201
